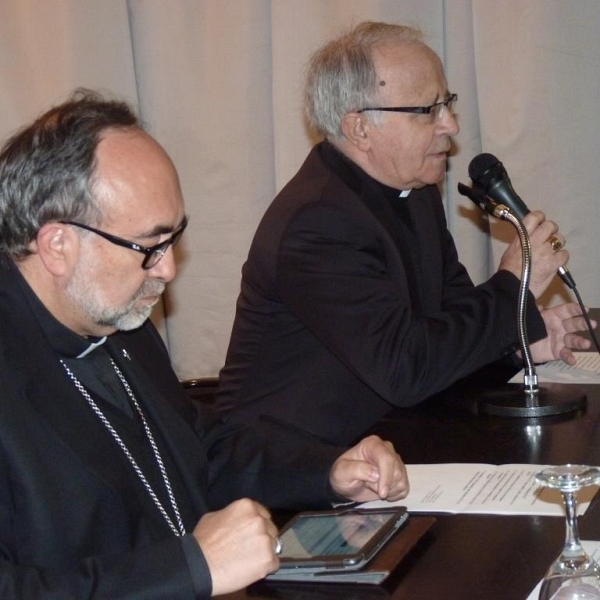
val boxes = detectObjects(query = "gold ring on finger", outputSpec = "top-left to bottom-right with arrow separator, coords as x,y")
549,236 -> 563,252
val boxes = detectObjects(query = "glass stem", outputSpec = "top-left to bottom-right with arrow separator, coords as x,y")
562,491 -> 584,554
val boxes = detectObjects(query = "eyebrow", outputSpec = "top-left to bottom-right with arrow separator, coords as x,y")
137,215 -> 188,240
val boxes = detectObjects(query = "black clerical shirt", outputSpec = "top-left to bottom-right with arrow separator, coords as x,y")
320,140 -> 425,312
11,262 -> 208,598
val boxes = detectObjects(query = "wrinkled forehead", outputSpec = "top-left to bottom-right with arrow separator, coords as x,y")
371,42 -> 447,104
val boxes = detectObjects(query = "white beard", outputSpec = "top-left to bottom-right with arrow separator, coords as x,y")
65,248 -> 165,332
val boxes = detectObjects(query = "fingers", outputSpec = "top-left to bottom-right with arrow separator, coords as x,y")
384,464 -> 410,502
329,436 -> 409,503
520,210 -> 547,233
372,440 -> 409,500
559,346 -> 577,366
523,211 -> 567,259
564,317 -> 595,335
193,499 -> 280,595
564,332 -> 592,351
542,303 -> 595,335
522,211 -> 560,249
536,303 -> 595,364
498,210 -> 571,298
522,211 -> 561,242
334,457 -> 380,493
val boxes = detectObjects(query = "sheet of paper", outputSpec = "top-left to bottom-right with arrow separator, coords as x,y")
360,464 -> 599,516
509,352 -> 600,384
526,541 -> 600,600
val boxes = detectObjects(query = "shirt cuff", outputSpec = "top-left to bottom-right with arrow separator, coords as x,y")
326,480 -> 358,508
181,533 -> 212,599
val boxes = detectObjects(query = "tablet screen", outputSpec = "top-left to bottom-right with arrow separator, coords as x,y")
278,509 -> 401,560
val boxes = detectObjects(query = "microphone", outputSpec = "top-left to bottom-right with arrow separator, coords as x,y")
468,153 -> 529,219
463,153 -> 575,289
457,154 -> 588,418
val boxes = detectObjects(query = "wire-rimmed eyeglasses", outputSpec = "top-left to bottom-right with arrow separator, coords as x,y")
60,217 -> 188,269
357,93 -> 458,121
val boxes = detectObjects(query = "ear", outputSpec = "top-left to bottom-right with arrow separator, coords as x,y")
35,222 -> 78,277
340,113 -> 372,152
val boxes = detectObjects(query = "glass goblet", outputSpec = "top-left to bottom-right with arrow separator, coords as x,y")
536,465 -> 600,600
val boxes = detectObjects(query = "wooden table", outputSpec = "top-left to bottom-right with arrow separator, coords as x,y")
222,363 -> 600,600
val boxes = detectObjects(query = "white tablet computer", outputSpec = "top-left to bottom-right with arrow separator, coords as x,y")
267,506 -> 408,580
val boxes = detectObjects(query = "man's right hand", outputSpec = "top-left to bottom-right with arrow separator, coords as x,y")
193,498 -> 280,596
498,210 -> 568,298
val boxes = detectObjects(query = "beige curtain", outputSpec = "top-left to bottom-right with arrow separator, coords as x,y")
1,0 -> 599,379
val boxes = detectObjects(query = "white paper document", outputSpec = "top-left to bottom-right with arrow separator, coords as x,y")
526,541 -> 600,600
509,352 -> 600,384
360,464 -> 599,516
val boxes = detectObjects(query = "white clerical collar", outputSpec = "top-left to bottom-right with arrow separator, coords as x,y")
399,189 -> 412,198
76,336 -> 108,358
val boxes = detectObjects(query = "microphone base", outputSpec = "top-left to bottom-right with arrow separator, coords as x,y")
476,383 -> 586,418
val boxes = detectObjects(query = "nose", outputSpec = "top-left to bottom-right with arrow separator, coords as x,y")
148,245 -> 178,282
439,109 -> 459,136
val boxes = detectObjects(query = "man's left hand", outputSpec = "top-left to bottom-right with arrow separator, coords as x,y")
530,302 -> 595,365
329,435 -> 409,503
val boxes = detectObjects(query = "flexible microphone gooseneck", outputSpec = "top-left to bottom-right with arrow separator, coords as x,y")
460,153 -> 600,357
456,154 -> 589,417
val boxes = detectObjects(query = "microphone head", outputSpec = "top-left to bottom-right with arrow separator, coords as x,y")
468,153 -> 502,181
467,153 -> 529,219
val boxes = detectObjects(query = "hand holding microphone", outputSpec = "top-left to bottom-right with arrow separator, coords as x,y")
498,209 -> 568,299
459,153 -> 600,360
459,152 -> 575,292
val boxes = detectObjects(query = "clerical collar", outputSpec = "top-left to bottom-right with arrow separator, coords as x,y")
9,259 -> 106,359
77,337 -> 108,358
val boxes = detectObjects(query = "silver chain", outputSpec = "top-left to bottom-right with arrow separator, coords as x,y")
60,358 -> 186,537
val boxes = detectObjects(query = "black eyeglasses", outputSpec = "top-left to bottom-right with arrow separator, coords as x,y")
60,217 -> 188,269
357,93 -> 458,121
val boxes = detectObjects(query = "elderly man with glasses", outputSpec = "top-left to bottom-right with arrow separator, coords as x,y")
216,21 -> 591,446
0,89 -> 409,599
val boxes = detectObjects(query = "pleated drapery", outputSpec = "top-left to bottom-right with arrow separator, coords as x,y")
1,0 -> 598,378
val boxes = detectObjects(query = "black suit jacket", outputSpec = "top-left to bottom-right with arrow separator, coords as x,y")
0,259 -> 340,599
216,142 -> 545,445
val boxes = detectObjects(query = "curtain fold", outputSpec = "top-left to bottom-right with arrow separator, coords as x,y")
1,0 -> 599,378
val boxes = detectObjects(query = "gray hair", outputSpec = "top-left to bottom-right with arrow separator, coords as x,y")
0,89 -> 140,259
305,21 -> 423,140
